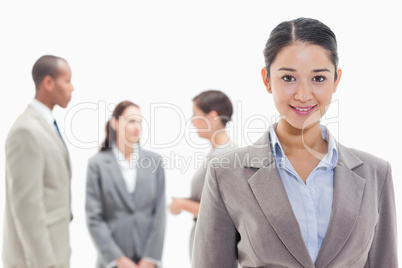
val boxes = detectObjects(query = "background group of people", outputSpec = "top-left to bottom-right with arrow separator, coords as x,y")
2,17 -> 399,268
2,55 -> 237,268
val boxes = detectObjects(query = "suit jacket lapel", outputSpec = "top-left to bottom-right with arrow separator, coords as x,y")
133,149 -> 147,205
104,150 -> 136,212
246,130 -> 315,268
314,145 -> 365,267
27,105 -> 72,177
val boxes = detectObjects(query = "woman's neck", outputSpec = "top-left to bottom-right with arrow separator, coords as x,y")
115,138 -> 135,161
275,120 -> 327,156
210,130 -> 230,149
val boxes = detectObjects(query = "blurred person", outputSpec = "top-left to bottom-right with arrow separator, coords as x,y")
3,55 -> 74,268
169,90 -> 236,259
86,101 -> 166,268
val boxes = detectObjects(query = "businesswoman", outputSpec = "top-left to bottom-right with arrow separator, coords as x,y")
192,18 -> 397,268
169,90 -> 236,258
86,101 -> 166,268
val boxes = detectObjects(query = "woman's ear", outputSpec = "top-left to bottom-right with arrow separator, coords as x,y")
333,67 -> 342,94
207,110 -> 219,121
261,67 -> 272,93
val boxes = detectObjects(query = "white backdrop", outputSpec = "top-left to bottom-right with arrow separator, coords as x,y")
0,1 -> 401,267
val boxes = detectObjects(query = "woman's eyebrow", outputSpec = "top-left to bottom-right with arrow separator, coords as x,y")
277,67 -> 331,72
313,68 -> 330,72
278,67 -> 296,72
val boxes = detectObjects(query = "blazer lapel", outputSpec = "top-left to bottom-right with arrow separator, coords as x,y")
133,149 -> 147,205
314,145 -> 365,267
104,150 -> 136,212
246,130 -> 315,268
27,105 -> 72,177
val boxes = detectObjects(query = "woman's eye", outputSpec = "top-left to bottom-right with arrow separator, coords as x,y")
313,75 -> 326,82
282,75 -> 295,82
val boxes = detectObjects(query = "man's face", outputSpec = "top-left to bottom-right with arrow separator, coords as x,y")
53,60 -> 74,108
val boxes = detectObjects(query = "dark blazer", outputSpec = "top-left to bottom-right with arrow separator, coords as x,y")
86,148 -> 166,268
192,131 -> 397,268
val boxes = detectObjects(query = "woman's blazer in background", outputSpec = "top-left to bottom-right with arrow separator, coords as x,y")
192,130 -> 397,268
86,148 -> 166,268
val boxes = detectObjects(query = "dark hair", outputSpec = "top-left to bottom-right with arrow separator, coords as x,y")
32,55 -> 67,89
263,17 -> 339,80
101,101 -> 140,151
192,90 -> 233,126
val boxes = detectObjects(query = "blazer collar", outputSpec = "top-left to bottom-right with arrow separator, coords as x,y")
246,127 -> 366,268
314,144 -> 365,267
244,129 -> 273,169
26,105 -> 72,176
103,148 -> 146,212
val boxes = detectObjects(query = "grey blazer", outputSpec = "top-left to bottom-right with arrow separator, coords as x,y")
86,148 -> 166,268
192,131 -> 397,268
3,104 -> 72,268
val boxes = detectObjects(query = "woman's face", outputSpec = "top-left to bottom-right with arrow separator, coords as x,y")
191,103 -> 212,139
114,105 -> 142,145
262,43 -> 342,130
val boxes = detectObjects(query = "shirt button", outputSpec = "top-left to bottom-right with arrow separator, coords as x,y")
310,189 -> 315,194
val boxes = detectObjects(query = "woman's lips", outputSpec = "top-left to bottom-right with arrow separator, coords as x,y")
289,104 -> 317,115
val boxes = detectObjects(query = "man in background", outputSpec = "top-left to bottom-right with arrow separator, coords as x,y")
3,55 -> 74,268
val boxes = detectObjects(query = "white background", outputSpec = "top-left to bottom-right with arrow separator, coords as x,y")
0,1 -> 401,267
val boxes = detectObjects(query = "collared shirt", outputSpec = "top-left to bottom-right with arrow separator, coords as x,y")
269,125 -> 338,263
112,147 -> 138,194
109,146 -> 160,267
30,98 -> 58,133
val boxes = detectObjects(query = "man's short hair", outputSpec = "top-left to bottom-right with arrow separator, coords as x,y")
32,55 -> 67,89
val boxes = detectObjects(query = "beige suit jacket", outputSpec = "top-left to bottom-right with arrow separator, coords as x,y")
2,104 -> 72,268
192,130 -> 397,268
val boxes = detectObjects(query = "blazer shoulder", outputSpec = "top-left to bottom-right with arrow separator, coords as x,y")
340,144 -> 389,171
208,146 -> 253,170
140,148 -> 162,160
7,108 -> 38,135
339,144 -> 391,190
88,150 -> 111,166
6,115 -> 43,149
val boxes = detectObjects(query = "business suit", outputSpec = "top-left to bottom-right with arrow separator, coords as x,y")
3,104 -> 72,268
86,148 -> 166,268
192,130 -> 397,268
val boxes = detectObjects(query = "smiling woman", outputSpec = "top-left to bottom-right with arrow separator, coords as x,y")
263,43 -> 342,132
191,18 -> 398,268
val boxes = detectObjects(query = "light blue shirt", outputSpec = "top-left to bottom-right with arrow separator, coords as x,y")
269,125 -> 338,263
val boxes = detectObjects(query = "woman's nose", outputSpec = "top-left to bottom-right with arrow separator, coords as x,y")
294,81 -> 313,102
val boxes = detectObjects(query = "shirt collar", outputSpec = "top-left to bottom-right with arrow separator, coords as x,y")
112,146 -> 139,169
269,124 -> 338,170
30,98 -> 54,127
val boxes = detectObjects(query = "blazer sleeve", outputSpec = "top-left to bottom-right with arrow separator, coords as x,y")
6,129 -> 57,267
85,159 -> 125,264
142,158 -> 166,263
364,162 -> 398,267
191,163 -> 238,268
